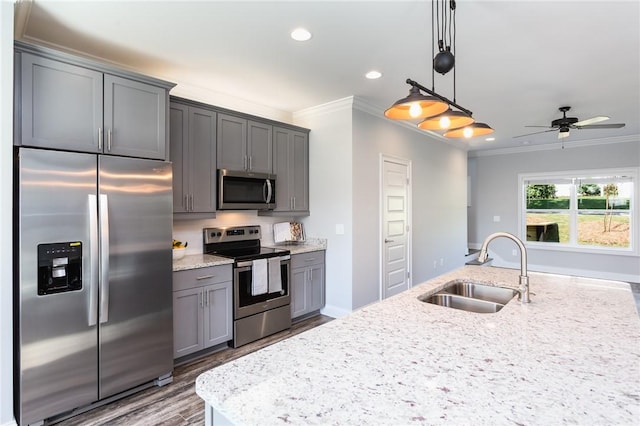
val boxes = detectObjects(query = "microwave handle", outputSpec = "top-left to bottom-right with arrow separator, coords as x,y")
265,179 -> 273,203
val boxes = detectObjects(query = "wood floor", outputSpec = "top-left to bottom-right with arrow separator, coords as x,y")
56,315 -> 334,426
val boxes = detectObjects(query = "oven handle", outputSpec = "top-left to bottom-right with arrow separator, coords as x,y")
236,255 -> 290,268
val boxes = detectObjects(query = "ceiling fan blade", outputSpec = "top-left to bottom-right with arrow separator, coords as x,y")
573,116 -> 609,126
524,125 -> 554,128
513,129 -> 556,139
575,123 -> 626,129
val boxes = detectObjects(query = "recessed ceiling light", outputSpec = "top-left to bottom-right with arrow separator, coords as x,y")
365,70 -> 382,79
485,137 -> 495,141
291,28 -> 312,42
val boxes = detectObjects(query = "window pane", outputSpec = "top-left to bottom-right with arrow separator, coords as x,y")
526,184 -> 571,209
578,211 -> 630,247
526,212 -> 567,243
577,181 -> 631,210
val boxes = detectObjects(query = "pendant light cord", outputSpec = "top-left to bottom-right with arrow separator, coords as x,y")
431,0 -> 435,91
451,0 -> 457,103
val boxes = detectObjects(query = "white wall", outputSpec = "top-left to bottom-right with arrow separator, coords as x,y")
352,107 -> 468,309
468,140 -> 640,282
1,1 -> 14,424
295,97 -> 468,314
294,99 -> 354,317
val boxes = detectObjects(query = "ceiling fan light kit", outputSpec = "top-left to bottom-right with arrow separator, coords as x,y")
513,106 -> 626,140
384,0 -> 493,139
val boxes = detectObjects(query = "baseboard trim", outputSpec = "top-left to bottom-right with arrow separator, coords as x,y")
320,304 -> 351,319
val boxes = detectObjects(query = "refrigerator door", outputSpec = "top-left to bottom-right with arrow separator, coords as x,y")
97,156 -> 173,398
16,148 -> 99,425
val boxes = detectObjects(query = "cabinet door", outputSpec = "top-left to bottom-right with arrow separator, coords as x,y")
217,113 -> 247,171
291,268 -> 308,319
189,107 -> 217,213
173,288 -> 204,358
20,53 -> 103,152
247,120 -> 272,173
291,131 -> 309,212
272,127 -> 292,212
104,74 -> 167,160
308,264 -> 325,312
203,282 -> 232,348
169,103 -> 189,213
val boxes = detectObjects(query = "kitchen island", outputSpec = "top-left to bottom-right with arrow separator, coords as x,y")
196,266 -> 640,425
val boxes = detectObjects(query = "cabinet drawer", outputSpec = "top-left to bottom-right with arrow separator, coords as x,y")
291,251 -> 325,269
173,264 -> 233,291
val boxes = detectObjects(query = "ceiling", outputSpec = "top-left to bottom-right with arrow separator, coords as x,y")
14,0 -> 640,153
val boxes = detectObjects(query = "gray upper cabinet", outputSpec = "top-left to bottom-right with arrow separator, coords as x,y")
16,44 -> 173,160
103,75 -> 167,159
19,53 -> 103,153
170,101 -> 217,214
217,113 -> 272,173
270,126 -> 309,215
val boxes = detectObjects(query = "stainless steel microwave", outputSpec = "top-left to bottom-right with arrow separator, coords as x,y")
217,169 -> 276,210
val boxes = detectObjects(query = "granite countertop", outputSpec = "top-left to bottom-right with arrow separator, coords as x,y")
268,238 -> 327,255
195,265 -> 640,425
173,239 -> 326,272
172,253 -> 233,272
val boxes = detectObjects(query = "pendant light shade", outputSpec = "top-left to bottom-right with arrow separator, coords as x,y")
417,108 -> 474,130
384,86 -> 449,120
443,122 -> 494,138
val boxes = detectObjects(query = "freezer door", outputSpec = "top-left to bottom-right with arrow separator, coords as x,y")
16,148 -> 99,425
98,156 -> 173,398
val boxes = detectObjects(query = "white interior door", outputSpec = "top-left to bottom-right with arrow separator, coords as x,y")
381,156 -> 411,299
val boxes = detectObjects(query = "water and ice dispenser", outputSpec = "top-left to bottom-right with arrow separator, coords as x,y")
37,242 -> 82,295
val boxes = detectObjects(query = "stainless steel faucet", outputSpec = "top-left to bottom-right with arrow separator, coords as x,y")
477,232 -> 531,303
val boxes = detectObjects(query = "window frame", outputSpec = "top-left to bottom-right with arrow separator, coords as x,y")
518,167 -> 639,256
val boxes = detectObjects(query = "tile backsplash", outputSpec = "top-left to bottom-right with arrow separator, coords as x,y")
172,212 -> 296,255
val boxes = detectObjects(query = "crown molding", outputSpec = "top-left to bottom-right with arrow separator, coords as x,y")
293,96 -> 355,120
469,134 -> 640,158
13,0 -> 32,39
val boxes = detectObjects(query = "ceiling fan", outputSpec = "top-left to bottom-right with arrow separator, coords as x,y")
514,106 -> 626,139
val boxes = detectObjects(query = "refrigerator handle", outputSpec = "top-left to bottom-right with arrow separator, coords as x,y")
99,193 -> 110,324
88,194 -> 99,326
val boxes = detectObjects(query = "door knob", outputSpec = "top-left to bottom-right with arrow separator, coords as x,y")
384,239 -> 394,243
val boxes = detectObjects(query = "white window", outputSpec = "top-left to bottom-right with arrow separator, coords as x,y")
518,168 -> 638,255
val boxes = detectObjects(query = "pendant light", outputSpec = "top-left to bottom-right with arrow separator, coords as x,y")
443,122 -> 494,138
384,0 -> 493,139
417,108 -> 474,130
384,86 -> 448,120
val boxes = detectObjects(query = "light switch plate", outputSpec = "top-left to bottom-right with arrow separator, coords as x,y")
493,215 -> 501,222
335,224 -> 345,235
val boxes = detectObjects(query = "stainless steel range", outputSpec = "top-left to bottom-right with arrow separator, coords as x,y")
203,225 -> 291,347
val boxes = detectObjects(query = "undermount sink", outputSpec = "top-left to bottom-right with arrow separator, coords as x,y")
418,280 -> 518,314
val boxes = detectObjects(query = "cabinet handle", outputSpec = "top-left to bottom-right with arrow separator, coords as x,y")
310,269 -> 313,282
189,194 -> 194,212
200,291 -> 204,308
244,156 -> 247,170
98,128 -> 103,150
305,258 -> 316,262
184,195 -> 188,211
196,275 -> 215,280
249,156 -> 252,170
107,129 -> 112,152
293,196 -> 296,210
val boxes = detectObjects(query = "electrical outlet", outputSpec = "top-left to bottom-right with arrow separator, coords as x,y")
493,215 -> 501,222
440,258 -> 444,266
433,260 -> 437,269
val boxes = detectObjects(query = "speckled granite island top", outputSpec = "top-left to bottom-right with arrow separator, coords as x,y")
196,266 -> 640,425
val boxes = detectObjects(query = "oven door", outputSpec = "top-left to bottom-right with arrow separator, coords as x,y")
234,257 -> 290,319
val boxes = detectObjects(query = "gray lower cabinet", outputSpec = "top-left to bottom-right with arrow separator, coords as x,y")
170,101 -> 217,213
217,113 -> 272,173
269,126 -> 309,215
16,46 -> 171,160
173,265 -> 232,359
291,251 -> 325,319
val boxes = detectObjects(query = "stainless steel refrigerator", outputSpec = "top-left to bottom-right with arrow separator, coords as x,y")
15,147 -> 174,425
